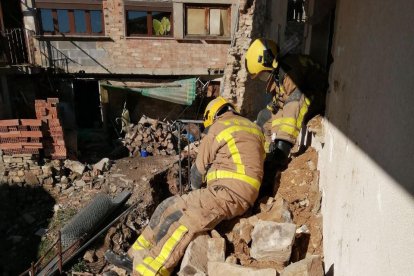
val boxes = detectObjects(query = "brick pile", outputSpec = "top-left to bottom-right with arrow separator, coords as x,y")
0,119 -> 43,155
35,98 -> 67,159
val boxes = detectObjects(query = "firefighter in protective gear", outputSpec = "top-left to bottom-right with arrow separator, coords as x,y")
128,96 -> 265,276
246,38 -> 327,165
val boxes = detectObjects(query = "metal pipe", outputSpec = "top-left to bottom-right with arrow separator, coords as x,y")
177,123 -> 183,195
58,231 -> 63,274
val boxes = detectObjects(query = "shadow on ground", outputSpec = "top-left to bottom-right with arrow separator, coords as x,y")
0,184 -> 55,275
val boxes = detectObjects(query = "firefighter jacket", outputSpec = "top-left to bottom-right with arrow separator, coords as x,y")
195,112 -> 265,204
266,54 -> 327,146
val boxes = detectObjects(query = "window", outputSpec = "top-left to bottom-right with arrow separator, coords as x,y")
125,2 -> 173,37
36,1 -> 104,35
185,5 -> 231,38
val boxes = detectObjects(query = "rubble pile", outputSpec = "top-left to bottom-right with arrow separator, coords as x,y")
122,116 -> 176,157
174,148 -> 323,276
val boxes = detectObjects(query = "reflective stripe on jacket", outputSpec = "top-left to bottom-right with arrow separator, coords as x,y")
196,112 -> 265,204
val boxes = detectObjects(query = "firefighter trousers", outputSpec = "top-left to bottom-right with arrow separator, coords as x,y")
128,184 -> 251,276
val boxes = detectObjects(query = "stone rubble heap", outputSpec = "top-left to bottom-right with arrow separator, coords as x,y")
122,115 -> 177,157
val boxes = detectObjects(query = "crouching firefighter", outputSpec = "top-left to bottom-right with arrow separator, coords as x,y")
245,38 -> 327,194
107,96 -> 265,275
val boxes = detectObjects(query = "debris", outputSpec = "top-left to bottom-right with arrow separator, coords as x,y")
208,237 -> 226,262
64,160 -> 86,175
83,250 -> 97,263
250,221 -> 296,264
179,234 -> 209,275
280,255 -> 323,276
207,262 -> 277,276
122,115 -> 177,157
94,158 -> 111,172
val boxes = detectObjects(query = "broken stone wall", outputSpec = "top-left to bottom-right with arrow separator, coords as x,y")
221,0 -> 283,120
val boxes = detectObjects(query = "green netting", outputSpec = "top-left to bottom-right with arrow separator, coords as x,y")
102,78 -> 196,106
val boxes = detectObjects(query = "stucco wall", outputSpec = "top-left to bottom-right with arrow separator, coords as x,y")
319,0 -> 414,275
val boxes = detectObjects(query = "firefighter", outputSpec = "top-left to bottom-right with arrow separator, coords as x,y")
128,96 -> 265,275
245,38 -> 327,192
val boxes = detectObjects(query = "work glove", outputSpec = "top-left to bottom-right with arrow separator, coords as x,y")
267,139 -> 293,167
190,163 -> 203,190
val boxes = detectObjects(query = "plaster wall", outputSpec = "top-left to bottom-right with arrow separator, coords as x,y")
319,0 -> 414,275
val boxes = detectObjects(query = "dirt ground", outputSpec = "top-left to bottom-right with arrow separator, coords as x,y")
7,140 -> 322,275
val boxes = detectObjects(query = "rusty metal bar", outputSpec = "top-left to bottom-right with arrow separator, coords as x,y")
58,231 -> 63,274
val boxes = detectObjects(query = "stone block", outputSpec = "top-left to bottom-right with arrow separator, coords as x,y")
250,221 -> 296,263
257,196 -> 292,223
64,160 -> 85,175
281,255 -> 324,276
93,157 -> 110,172
178,234 -> 209,276
207,262 -> 276,276
208,237 -> 226,262
25,171 -> 39,185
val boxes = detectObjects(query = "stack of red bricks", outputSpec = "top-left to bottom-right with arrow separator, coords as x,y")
0,119 -> 43,155
35,98 -> 67,159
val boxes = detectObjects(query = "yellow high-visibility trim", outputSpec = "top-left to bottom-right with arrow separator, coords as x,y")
216,125 -> 263,174
132,241 -> 144,251
136,264 -> 154,276
218,132 -> 245,174
132,235 -> 152,251
206,170 -> 261,191
272,117 -> 297,127
138,225 -> 187,276
296,97 -> 310,128
279,125 -> 299,138
138,235 -> 152,248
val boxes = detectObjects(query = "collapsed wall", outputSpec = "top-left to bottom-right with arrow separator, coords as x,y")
221,0 -> 269,120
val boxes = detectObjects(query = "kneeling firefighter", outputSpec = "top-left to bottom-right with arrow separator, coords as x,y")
125,97 -> 265,275
245,38 -> 327,192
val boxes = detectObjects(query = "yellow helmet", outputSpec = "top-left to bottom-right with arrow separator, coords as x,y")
203,96 -> 236,128
245,38 -> 279,78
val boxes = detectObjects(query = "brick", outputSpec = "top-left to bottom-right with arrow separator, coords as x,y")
20,131 -> 42,138
0,143 -> 23,149
0,119 -> 19,127
20,119 -> 42,126
0,131 -> 22,138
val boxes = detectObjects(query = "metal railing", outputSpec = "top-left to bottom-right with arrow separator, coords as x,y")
0,28 -> 31,65
38,40 -> 71,73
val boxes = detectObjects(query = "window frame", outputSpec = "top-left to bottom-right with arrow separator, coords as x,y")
184,4 -> 231,40
124,1 -> 174,38
35,0 -> 104,36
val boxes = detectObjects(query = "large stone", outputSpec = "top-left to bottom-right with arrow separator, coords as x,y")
250,221 -> 296,264
178,234 -> 209,276
208,237 -> 226,262
207,262 -> 276,276
93,157 -> 110,172
25,171 -> 39,185
64,160 -> 86,175
256,196 -> 292,223
281,255 -> 324,276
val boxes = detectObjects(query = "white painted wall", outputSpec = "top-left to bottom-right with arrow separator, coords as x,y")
319,0 -> 414,275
